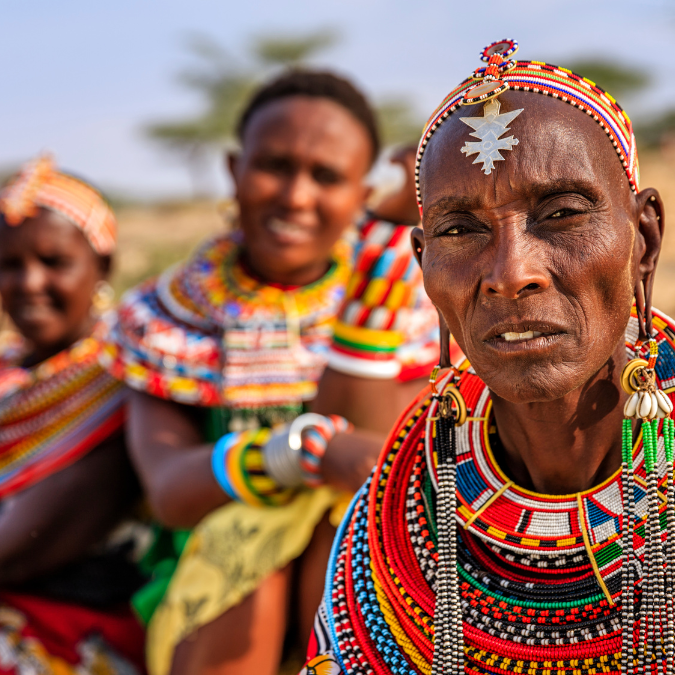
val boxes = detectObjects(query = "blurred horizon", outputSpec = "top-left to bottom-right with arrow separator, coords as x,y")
2,0 -> 674,200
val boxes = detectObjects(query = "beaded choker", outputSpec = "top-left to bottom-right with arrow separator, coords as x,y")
101,232 -> 351,421
304,308 -> 675,675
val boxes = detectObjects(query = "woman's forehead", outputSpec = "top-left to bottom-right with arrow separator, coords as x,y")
420,91 -> 631,214
0,208 -> 92,251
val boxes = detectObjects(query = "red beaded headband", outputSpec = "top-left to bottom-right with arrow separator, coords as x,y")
415,39 -> 639,215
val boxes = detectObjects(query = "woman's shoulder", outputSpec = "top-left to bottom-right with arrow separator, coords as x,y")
99,233 -> 238,407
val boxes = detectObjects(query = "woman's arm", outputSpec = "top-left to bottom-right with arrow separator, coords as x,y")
128,390 -> 392,530
312,368 -> 427,434
126,391 -> 229,530
0,434 -> 138,586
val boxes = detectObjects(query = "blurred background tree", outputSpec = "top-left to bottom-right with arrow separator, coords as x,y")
564,59 -> 675,151
146,30 -> 423,194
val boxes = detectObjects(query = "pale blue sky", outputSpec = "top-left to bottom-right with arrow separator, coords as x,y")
2,0 -> 672,198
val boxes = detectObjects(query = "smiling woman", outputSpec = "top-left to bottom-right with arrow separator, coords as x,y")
101,70 -> 439,675
0,157 -> 145,675
301,40 -> 674,675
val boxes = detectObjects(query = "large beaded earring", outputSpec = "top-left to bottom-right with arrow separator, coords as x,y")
429,308 -> 467,675
620,285 -> 675,672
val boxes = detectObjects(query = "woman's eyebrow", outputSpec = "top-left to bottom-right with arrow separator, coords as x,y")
529,178 -> 600,201
423,195 -> 481,221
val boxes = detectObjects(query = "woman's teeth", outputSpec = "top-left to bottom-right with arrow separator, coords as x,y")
267,218 -> 312,242
501,330 -> 543,342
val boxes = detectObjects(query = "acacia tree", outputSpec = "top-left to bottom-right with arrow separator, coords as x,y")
146,30 -> 423,194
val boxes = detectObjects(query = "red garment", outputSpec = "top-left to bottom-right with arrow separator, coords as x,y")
0,592 -> 145,674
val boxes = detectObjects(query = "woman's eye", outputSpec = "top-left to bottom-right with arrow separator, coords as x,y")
547,208 -> 581,220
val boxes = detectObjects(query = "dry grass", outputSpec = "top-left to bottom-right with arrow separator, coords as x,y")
642,151 -> 675,316
111,200 -> 230,295
111,152 -> 675,314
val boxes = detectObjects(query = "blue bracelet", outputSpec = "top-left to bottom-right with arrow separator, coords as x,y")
211,432 -> 240,500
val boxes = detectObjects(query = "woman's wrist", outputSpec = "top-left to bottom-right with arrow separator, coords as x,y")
210,413 -> 353,505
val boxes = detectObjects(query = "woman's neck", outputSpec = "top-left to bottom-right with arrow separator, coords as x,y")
239,249 -> 330,289
23,317 -> 96,367
490,341 -> 628,495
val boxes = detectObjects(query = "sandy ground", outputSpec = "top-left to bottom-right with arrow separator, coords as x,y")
112,150 -> 675,314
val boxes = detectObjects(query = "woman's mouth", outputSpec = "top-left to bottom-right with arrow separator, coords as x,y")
482,322 -> 568,352
500,330 -> 546,342
266,218 -> 315,245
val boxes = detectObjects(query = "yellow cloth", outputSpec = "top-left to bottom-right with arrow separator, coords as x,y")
146,487 -> 341,675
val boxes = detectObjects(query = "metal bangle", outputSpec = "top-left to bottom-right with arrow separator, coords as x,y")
262,413 -> 329,488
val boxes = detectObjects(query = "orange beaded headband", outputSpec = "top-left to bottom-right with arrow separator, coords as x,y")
0,156 -> 117,255
415,39 -> 639,215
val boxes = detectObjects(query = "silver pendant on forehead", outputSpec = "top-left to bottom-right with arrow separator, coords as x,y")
459,99 -> 524,175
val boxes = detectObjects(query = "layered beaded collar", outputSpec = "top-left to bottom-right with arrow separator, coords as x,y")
309,307 -> 675,675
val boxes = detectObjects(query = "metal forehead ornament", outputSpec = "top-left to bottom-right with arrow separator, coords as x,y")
458,39 -> 523,174
459,99 -> 523,174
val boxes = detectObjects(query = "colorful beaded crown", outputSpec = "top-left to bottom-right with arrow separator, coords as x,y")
0,155 -> 117,255
415,39 -> 639,214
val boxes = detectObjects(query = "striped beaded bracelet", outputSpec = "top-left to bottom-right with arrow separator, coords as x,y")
211,414 -> 353,504
298,414 -> 353,488
264,413 -> 353,489
210,427 -> 294,507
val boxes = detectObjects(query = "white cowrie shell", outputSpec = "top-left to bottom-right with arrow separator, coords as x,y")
650,392 -> 660,419
656,389 -> 674,414
639,392 -> 653,419
624,392 -> 640,418
656,405 -> 668,419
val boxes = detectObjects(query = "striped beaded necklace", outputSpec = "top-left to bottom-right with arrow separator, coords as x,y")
311,309 -> 675,675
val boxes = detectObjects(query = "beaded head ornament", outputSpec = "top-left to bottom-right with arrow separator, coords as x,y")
0,155 -> 117,255
415,38 -> 639,217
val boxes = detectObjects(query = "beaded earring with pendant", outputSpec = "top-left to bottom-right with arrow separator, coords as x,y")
429,336 -> 467,675
620,318 -> 675,671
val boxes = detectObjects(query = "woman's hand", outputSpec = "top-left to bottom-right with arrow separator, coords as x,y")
320,429 -> 384,493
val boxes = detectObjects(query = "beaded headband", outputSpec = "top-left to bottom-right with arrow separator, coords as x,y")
415,39 -> 639,215
0,156 -> 117,255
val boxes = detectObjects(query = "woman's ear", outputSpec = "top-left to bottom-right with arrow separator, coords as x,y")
436,307 -> 452,368
635,188 -> 664,338
97,254 -> 112,279
226,152 -> 239,185
411,226 -> 425,268
636,188 -> 664,282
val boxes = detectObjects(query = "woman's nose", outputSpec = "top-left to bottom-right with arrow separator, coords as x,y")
19,260 -> 48,294
480,227 -> 550,300
280,172 -> 316,211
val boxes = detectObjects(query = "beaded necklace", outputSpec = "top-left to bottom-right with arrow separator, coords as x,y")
308,309 -> 675,675
0,326 -> 127,498
102,231 -> 351,421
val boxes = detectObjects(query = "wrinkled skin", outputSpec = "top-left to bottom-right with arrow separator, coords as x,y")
413,91 -> 664,494
229,95 -> 372,287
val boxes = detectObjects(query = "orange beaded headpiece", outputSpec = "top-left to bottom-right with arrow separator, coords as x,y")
0,156 -> 117,255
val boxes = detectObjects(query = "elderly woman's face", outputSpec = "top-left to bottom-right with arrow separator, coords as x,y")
419,92 -> 647,403
0,209 -> 106,352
